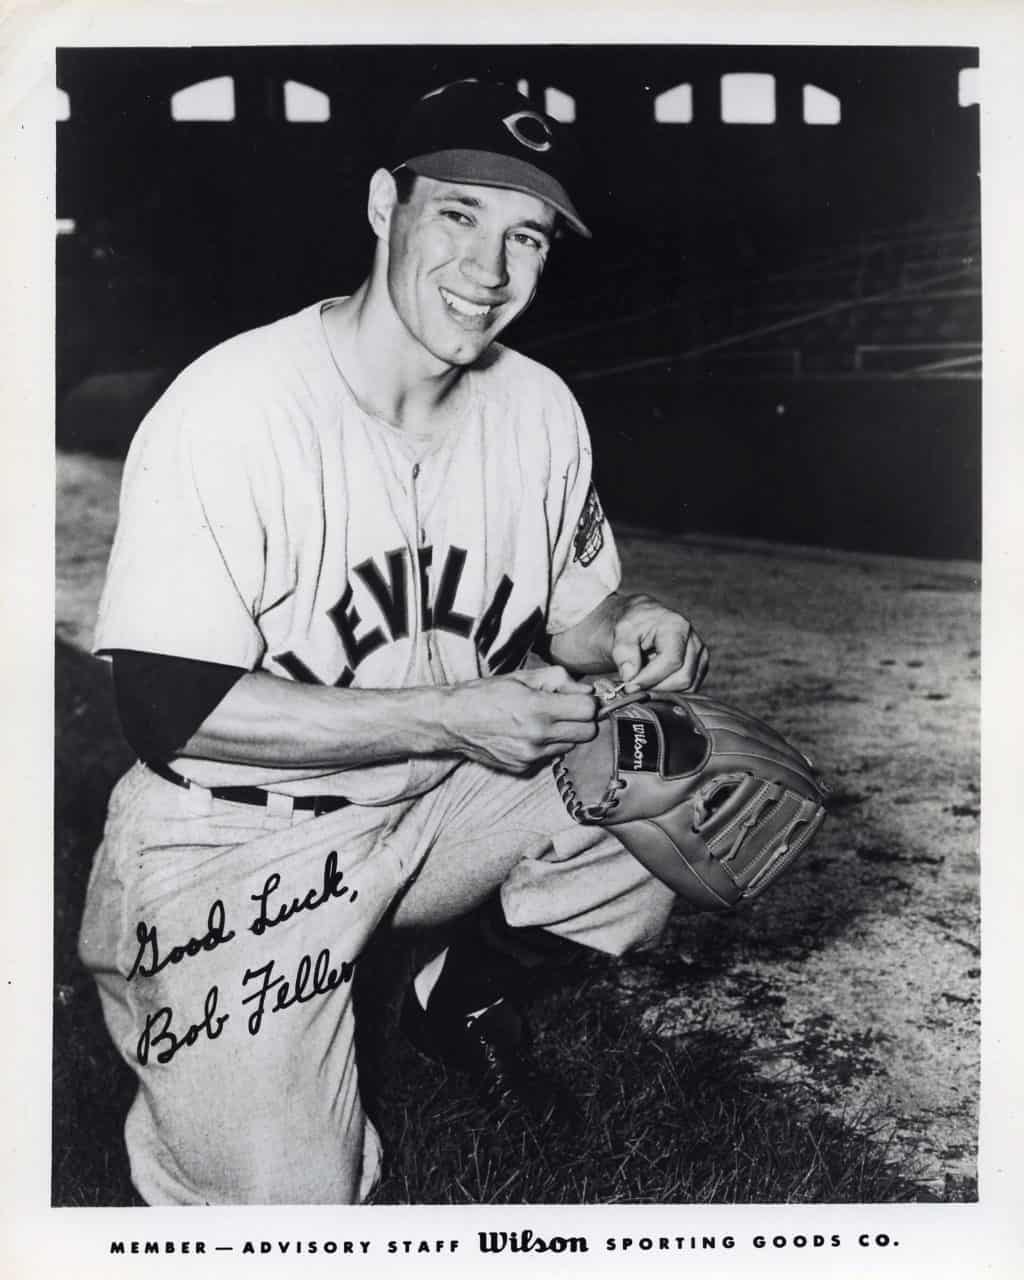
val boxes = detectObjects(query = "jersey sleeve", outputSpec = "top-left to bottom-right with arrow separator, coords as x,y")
545,388 -> 622,635
94,371 -> 276,668
110,649 -> 246,762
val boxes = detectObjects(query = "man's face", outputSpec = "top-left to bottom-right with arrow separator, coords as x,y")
381,172 -> 556,370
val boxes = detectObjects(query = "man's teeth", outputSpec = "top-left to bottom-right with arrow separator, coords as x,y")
440,288 -> 492,318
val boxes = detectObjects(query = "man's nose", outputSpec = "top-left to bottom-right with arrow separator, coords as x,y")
462,231 -> 508,289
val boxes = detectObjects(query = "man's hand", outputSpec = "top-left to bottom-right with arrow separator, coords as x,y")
549,592 -> 709,694
440,666 -> 598,773
608,594 -> 709,693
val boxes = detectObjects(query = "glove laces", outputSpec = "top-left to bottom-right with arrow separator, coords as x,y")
553,757 -> 626,823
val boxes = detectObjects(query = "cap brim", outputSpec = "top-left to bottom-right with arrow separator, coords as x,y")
402,149 -> 592,239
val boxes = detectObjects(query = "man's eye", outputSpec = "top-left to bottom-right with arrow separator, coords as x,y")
510,232 -> 546,252
441,210 -> 474,226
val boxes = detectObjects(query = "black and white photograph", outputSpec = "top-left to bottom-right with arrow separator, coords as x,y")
4,2 -> 1022,1272
50,38 -> 983,1209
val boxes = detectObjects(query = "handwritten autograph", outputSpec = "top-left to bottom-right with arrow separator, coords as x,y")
127,851 -> 359,1067
249,849 -> 358,937
127,899 -> 235,982
242,948 -> 357,1037
137,985 -> 228,1066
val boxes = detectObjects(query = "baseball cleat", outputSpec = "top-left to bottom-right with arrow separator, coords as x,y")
400,988 -> 582,1132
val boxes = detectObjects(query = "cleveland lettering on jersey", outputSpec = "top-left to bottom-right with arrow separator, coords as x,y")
274,542 -> 544,687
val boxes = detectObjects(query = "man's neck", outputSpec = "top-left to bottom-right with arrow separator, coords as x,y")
323,285 -> 468,438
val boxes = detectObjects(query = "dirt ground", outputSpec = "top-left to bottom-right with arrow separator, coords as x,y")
55,449 -> 980,1199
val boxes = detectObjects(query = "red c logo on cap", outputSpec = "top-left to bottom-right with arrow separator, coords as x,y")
502,110 -> 553,153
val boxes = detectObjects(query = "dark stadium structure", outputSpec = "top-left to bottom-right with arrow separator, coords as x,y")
56,45 -> 980,558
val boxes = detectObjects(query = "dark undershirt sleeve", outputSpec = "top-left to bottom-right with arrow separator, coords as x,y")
110,649 -> 247,762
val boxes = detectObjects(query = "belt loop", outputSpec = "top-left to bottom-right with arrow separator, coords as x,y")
266,791 -> 295,820
187,779 -> 214,817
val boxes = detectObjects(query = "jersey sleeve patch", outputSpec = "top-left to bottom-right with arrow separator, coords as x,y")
572,483 -> 606,566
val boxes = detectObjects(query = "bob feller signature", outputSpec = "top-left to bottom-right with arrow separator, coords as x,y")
125,850 -> 359,1065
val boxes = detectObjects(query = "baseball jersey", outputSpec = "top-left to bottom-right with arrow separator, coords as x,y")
94,298 -> 621,804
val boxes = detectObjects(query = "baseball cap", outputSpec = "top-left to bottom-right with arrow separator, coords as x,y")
390,79 -> 592,239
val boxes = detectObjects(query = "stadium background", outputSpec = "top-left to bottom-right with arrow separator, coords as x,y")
56,44 -> 980,557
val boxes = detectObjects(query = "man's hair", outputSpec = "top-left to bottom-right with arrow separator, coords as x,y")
393,167 -> 417,204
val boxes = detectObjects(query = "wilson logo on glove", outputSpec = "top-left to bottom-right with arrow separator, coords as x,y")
618,719 -> 658,772
554,691 -> 830,911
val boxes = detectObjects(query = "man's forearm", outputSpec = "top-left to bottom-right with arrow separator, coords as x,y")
178,665 -> 601,774
179,670 -> 453,767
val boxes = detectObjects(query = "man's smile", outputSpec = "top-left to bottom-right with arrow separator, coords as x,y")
439,286 -> 499,322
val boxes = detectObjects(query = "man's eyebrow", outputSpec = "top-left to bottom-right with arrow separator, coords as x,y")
517,219 -> 555,237
431,190 -> 555,236
431,191 -> 484,208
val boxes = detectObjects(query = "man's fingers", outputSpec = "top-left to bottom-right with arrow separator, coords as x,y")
648,640 -> 711,692
627,628 -> 710,693
675,628 -> 706,688
524,665 -> 594,695
552,717 -> 599,743
619,623 -> 689,691
540,731 -> 602,759
541,691 -> 599,723
610,639 -> 644,685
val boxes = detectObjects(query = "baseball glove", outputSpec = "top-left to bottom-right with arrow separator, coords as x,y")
553,690 -> 829,910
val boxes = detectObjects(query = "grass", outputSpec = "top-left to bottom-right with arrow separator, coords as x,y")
356,945 -> 930,1205
53,638 -> 944,1207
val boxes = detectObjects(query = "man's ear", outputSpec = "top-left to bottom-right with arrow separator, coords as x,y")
367,168 -> 398,240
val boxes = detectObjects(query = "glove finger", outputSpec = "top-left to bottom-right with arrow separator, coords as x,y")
706,714 -> 812,768
644,695 -> 828,802
700,732 -> 827,799
688,697 -> 821,774
727,796 -> 829,899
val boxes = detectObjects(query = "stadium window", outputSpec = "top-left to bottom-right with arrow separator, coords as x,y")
284,80 -> 330,122
654,83 -> 693,123
958,67 -> 979,108
544,86 -> 576,122
170,76 -> 235,122
56,87 -> 71,121
515,80 -> 574,120
803,84 -> 841,125
721,72 -> 775,124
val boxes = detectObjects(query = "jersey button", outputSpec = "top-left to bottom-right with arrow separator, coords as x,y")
412,463 -> 420,479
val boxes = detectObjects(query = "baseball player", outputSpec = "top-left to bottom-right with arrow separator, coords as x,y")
78,78 -> 709,1205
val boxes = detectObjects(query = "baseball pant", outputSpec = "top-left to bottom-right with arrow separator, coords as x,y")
78,758 -> 676,1205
